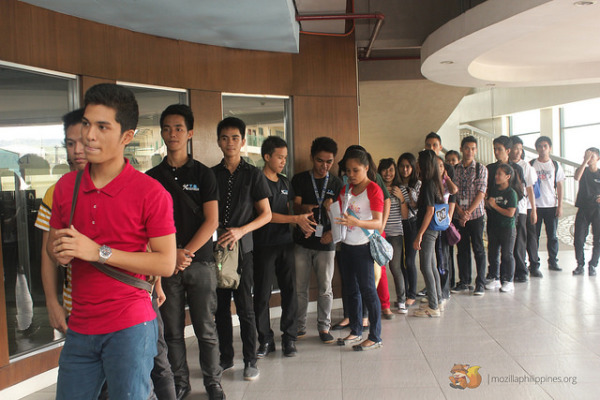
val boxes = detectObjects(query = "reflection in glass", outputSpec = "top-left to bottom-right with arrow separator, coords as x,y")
122,85 -> 187,172
222,95 -> 290,175
0,66 -> 74,357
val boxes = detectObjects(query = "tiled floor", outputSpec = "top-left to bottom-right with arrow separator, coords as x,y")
20,248 -> 600,400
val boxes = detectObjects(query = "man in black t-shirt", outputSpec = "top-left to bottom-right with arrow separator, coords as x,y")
212,117 -> 271,382
485,135 -> 525,284
292,137 -> 342,343
572,147 -> 600,276
147,105 -> 224,400
253,136 -> 316,358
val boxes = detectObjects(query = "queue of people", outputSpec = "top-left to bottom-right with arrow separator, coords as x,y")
39,83 -> 599,400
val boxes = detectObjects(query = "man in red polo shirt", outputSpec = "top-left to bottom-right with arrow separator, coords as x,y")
48,83 -> 177,399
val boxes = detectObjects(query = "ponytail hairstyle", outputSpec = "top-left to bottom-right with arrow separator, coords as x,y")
417,150 -> 444,206
339,145 -> 376,181
397,152 -> 418,188
497,163 -> 524,200
377,158 -> 400,187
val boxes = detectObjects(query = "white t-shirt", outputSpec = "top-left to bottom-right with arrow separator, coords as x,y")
342,182 -> 383,246
532,159 -> 565,208
517,159 -> 538,214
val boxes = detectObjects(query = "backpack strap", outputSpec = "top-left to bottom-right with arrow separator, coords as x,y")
157,165 -> 202,217
69,170 -> 153,293
529,159 -> 559,189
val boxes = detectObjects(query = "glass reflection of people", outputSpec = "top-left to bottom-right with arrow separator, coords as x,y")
36,108 -> 86,334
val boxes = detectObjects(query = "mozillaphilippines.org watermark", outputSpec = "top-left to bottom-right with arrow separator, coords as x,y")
488,374 -> 577,385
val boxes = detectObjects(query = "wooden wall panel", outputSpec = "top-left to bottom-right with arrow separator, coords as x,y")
80,76 -> 116,101
293,95 -> 360,174
189,90 -> 223,167
292,34 -> 358,97
0,347 -> 61,390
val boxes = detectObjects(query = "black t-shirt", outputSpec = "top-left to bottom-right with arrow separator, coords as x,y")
575,167 -> 600,209
487,185 -> 518,229
254,174 -> 293,247
486,161 -> 525,198
291,170 -> 342,251
147,156 -> 219,262
416,180 -> 442,229
212,158 -> 271,254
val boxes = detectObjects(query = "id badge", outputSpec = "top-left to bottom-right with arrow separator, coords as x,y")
315,224 -> 324,237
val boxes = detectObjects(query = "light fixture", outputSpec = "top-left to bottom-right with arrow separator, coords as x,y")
440,60 -> 454,64
486,83 -> 496,87
573,1 -> 597,6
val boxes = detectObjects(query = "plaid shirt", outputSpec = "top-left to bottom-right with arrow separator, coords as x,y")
455,161 -> 488,219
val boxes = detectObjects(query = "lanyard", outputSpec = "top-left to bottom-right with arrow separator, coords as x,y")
310,171 -> 329,224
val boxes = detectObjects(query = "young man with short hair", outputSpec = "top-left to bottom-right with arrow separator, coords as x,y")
451,136 -> 488,296
254,136 -> 314,358
48,84 -> 177,399
531,136 -> 565,271
572,147 -> 600,276
484,135 -> 526,288
147,104 -> 224,400
509,136 -> 539,281
38,108 -> 86,335
212,117 -> 271,381
292,137 -> 342,343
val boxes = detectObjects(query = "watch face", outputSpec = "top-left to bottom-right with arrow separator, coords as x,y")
100,245 -> 112,259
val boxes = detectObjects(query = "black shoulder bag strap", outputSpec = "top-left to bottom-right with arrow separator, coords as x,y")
69,170 -> 153,293
157,166 -> 202,217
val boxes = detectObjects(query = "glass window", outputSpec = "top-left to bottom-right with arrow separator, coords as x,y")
120,83 -> 187,172
510,110 -> 540,136
0,64 -> 76,358
222,94 -> 292,176
561,98 -> 600,128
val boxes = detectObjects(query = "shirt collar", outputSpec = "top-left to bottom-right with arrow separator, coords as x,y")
218,157 -> 249,172
160,155 -> 194,171
81,159 -> 135,197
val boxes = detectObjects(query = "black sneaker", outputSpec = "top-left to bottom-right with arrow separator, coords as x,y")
417,287 -> 427,297
529,268 -> 543,278
220,360 -> 234,372
297,330 -> 307,339
514,275 -> 529,283
473,285 -> 485,296
549,264 -> 562,271
573,265 -> 585,275
590,266 -> 597,276
256,341 -> 275,358
206,383 -> 225,400
282,340 -> 297,357
450,282 -> 469,293
319,331 -> 334,343
243,363 -> 260,381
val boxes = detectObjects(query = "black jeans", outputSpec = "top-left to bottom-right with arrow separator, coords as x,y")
216,251 -> 258,366
161,261 -> 221,390
536,207 -> 559,267
339,243 -> 381,343
574,207 -> 600,267
436,234 -> 451,299
401,218 -> 418,299
456,216 -> 487,288
526,209 -> 540,270
488,225 -> 517,282
253,243 -> 298,344
513,213 -> 529,279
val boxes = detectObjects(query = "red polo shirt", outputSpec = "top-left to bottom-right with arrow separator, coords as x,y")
50,160 -> 175,335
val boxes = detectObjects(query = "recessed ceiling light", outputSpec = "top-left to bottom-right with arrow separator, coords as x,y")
486,83 -> 496,87
574,1 -> 596,6
440,60 -> 454,64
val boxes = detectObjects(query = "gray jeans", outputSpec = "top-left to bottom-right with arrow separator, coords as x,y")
387,235 -> 406,304
294,245 -> 335,333
419,230 -> 441,310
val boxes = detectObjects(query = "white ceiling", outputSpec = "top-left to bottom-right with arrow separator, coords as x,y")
421,0 -> 600,87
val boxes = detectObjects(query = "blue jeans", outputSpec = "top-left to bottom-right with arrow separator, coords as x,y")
339,243 -> 381,343
57,319 -> 158,400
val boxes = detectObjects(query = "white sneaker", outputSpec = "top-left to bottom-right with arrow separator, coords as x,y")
485,279 -> 501,290
397,303 -> 408,314
500,282 -> 514,292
